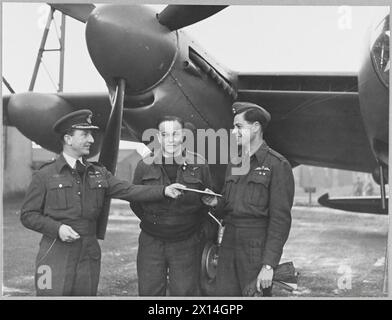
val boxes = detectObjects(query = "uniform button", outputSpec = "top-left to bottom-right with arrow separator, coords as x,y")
77,191 -> 81,195
98,184 -> 102,188
59,184 -> 63,188
153,222 -> 157,225
76,180 -> 80,184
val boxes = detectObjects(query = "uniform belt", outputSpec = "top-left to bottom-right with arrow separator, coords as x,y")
66,219 -> 97,236
224,216 -> 268,228
143,212 -> 200,225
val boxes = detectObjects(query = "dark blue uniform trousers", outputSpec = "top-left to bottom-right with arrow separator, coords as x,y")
137,230 -> 202,296
215,223 -> 272,296
35,234 -> 101,296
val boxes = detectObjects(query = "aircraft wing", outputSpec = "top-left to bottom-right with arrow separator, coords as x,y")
236,72 -> 378,172
318,193 -> 388,214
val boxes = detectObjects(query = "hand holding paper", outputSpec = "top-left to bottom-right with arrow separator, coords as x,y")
201,188 -> 220,207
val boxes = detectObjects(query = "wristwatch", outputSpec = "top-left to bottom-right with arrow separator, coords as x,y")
263,264 -> 272,270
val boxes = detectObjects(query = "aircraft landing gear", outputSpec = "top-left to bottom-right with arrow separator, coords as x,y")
200,213 -> 224,296
378,164 -> 387,212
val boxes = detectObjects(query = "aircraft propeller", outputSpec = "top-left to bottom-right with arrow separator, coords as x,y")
2,76 -> 15,94
49,3 -> 95,23
50,3 -> 226,30
157,5 -> 227,31
96,78 -> 126,239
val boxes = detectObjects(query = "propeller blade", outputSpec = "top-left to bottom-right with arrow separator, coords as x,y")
157,5 -> 227,31
2,76 -> 14,124
96,79 -> 126,240
49,3 -> 95,23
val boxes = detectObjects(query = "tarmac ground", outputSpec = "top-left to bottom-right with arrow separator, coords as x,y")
2,198 -> 388,297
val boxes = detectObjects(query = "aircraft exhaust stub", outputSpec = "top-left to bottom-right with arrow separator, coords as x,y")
189,48 -> 237,99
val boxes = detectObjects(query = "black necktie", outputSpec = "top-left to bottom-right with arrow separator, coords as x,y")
76,160 -> 85,177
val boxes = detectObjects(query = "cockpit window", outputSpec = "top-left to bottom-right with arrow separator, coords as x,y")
370,15 -> 390,88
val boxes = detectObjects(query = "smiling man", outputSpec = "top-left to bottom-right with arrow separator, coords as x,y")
130,116 -> 214,296
202,102 -> 294,297
20,109 -> 184,296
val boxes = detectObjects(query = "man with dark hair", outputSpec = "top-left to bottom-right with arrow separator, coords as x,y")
203,101 -> 294,296
130,115 -> 214,296
20,109 -> 184,296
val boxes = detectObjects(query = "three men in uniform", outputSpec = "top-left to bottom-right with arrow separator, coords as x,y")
20,101 -> 294,297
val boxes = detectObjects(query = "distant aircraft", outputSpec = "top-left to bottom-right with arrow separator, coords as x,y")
2,4 -> 389,217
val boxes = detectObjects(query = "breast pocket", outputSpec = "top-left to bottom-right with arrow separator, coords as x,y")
180,173 -> 204,204
88,178 -> 109,208
247,171 -> 270,207
224,175 -> 239,198
183,173 -> 203,189
47,179 -> 73,209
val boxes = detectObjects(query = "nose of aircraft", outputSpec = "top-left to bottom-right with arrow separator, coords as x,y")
85,5 -> 178,94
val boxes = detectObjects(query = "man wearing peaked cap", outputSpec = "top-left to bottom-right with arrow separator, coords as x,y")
53,109 -> 99,134
20,109 -> 185,296
202,101 -> 294,297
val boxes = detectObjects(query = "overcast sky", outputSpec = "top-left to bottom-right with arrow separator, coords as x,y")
2,3 -> 389,94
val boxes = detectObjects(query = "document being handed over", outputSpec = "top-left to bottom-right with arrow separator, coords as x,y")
175,185 -> 222,197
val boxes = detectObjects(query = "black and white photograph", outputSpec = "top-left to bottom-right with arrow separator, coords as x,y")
1,1 -> 390,300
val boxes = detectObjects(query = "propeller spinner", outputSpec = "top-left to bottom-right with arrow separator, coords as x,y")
85,5 -> 178,94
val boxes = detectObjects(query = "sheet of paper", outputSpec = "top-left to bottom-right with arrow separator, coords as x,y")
175,186 -> 223,197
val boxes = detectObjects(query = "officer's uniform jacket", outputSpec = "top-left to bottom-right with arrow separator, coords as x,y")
131,150 -> 213,228
215,141 -> 294,268
20,154 -> 166,240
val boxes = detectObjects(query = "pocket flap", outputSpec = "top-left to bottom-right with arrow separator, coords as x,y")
88,179 -> 109,189
183,174 -> 203,184
248,171 -> 270,187
141,170 -> 161,181
48,179 -> 73,189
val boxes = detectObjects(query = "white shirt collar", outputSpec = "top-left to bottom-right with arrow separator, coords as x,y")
62,152 -> 83,169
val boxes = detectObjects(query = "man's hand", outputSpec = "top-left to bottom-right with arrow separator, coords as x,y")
256,265 -> 274,291
59,224 -> 80,242
201,188 -> 218,207
164,183 -> 185,199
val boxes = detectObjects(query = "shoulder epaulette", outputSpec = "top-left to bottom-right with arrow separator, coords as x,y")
268,148 -> 287,161
38,158 -> 56,169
